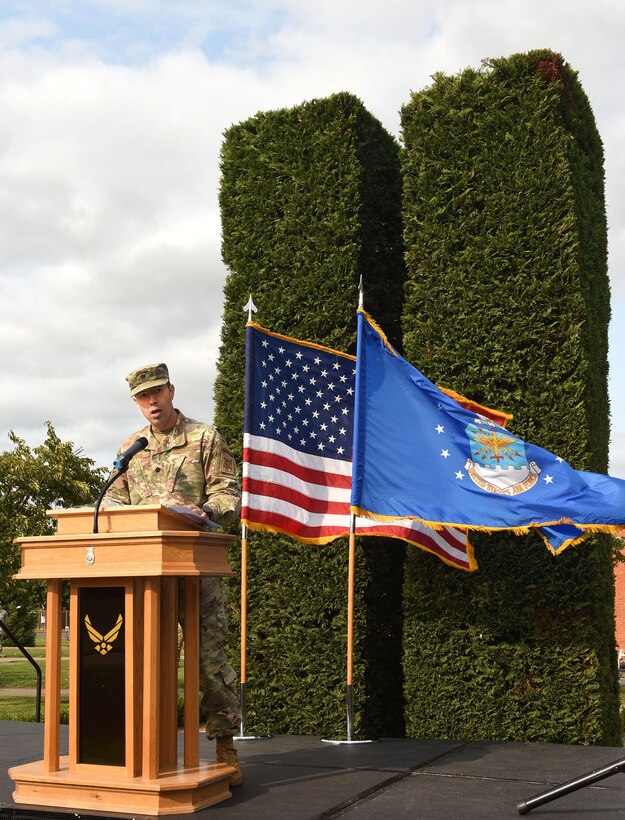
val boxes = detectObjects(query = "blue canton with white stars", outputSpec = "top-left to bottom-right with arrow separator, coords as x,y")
248,328 -> 356,461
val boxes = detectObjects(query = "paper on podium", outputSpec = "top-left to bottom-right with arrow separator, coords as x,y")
169,505 -> 219,530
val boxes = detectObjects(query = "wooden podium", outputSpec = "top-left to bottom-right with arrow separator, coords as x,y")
9,505 -> 237,816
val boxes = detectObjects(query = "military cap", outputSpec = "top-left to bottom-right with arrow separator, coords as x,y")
126,363 -> 170,396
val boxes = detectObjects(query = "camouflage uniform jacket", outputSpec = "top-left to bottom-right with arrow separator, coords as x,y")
104,410 -> 241,524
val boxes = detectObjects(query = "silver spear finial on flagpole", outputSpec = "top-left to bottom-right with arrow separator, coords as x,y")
244,295 -> 258,322
358,276 -> 364,309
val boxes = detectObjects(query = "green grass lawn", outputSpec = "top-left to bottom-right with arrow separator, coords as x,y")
0,694 -> 69,723
0,657 -> 70,689
1,643 -> 69,720
1,643 -> 69,659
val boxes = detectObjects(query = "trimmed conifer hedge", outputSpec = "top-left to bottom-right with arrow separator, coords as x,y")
399,51 -> 618,744
215,92 -> 407,737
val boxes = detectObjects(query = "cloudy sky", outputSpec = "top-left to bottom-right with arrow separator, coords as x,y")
0,0 -> 624,478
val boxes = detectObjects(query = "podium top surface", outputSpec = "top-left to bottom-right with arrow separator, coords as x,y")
49,504 -> 209,536
13,505 -> 236,579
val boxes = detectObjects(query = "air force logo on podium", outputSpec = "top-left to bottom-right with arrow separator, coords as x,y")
465,419 -> 540,495
84,613 -> 123,655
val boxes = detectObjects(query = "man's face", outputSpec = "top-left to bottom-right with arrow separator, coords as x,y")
133,383 -> 177,431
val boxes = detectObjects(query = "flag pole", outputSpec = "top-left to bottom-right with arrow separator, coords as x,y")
322,278 -> 375,745
235,296 -> 267,740
235,523 -> 258,739
321,518 -> 374,744
346,513 -> 357,740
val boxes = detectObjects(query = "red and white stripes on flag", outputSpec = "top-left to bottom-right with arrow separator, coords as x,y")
243,322 -> 485,571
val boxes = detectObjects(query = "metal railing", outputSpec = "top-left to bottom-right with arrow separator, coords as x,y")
0,618 -> 42,722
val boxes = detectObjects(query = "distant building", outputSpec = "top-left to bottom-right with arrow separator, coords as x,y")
37,609 -> 69,632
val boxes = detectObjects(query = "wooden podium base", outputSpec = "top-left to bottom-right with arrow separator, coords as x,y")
9,757 -> 234,816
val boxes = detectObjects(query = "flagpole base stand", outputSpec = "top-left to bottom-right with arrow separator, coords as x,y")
325,684 -> 377,745
235,684 -> 272,740
321,737 -> 377,745
234,734 -> 272,740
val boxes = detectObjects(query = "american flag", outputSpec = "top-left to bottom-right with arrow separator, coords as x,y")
242,322 -> 477,571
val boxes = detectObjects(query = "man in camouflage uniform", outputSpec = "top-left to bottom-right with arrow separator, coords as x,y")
104,363 -> 243,785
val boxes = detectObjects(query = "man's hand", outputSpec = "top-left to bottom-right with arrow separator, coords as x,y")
178,503 -> 209,520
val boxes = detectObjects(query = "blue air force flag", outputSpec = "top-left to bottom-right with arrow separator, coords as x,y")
350,310 -> 625,552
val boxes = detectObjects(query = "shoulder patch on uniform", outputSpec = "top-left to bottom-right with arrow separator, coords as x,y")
220,452 -> 237,477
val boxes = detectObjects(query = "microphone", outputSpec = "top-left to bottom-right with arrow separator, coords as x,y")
92,436 -> 149,534
113,436 -> 149,470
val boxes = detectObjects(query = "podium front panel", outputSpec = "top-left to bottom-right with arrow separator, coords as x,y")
78,586 -> 126,766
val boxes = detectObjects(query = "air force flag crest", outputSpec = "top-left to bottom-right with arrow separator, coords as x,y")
465,420 -> 540,496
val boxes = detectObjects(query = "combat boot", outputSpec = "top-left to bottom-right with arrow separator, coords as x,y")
216,735 -> 242,786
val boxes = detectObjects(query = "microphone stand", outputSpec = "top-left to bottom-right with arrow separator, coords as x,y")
92,437 -> 148,533
517,756 -> 625,814
92,466 -> 126,534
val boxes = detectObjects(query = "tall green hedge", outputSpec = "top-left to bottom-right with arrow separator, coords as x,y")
215,92 -> 407,737
400,51 -> 618,744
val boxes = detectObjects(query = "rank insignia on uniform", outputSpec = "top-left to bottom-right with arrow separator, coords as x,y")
84,613 -> 123,655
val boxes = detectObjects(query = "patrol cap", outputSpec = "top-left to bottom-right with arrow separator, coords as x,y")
126,363 -> 170,396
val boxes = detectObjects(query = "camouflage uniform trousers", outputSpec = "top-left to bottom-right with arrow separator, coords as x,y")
179,577 -> 240,739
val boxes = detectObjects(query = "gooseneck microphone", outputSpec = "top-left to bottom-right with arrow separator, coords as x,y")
92,436 -> 149,534
113,436 -> 149,470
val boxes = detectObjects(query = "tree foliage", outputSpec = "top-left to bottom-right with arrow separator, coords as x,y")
400,50 -> 618,745
216,92 -> 407,738
0,423 -> 105,636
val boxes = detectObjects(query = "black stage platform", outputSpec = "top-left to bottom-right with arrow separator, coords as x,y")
2,720 -> 625,818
